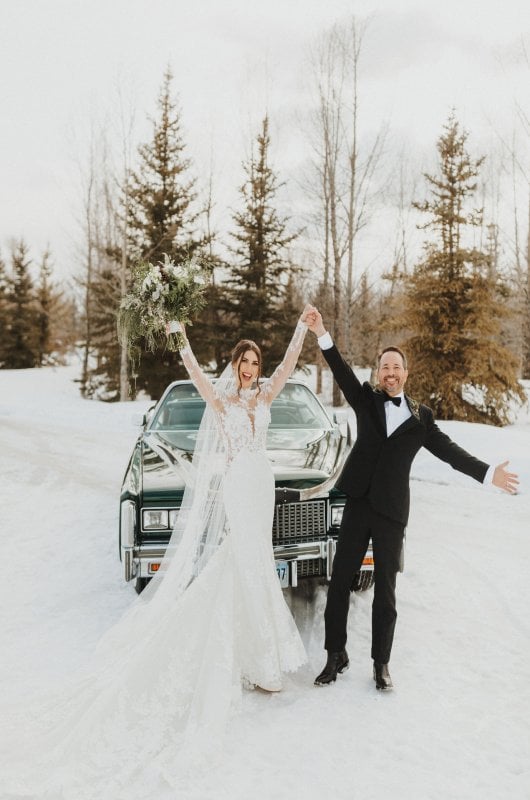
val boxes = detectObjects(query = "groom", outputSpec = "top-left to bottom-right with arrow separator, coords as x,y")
304,307 -> 519,691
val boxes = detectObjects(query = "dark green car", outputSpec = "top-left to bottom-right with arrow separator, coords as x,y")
119,379 -> 374,594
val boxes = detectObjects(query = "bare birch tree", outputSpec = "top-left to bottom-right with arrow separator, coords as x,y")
515,79 -> 530,377
307,16 -> 386,404
77,126 -> 99,398
116,87 -> 136,400
75,112 -> 128,399
495,100 -> 530,376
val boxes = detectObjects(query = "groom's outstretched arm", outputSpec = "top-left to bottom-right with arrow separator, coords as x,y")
305,308 -> 363,408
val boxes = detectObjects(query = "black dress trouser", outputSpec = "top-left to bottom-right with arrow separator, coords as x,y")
324,496 -> 405,664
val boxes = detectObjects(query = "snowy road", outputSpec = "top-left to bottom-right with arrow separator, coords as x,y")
1,364 -> 529,799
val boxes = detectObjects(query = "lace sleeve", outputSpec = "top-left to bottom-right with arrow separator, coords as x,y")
180,342 -> 222,412
261,320 -> 308,404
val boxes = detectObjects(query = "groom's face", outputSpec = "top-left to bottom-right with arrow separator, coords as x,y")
377,351 -> 408,396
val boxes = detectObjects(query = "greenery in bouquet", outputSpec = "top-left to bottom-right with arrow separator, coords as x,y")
118,254 -> 208,354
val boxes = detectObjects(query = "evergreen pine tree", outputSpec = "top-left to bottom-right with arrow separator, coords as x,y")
35,249 -> 76,366
127,67 -> 205,398
127,67 -> 200,264
85,68 -> 206,400
85,268 -> 123,399
227,116 -> 302,374
35,249 -> 56,366
3,240 -> 38,369
398,114 -> 524,425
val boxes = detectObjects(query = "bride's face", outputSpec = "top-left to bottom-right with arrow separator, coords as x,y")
237,349 -> 260,389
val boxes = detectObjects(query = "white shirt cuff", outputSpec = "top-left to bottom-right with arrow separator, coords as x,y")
318,332 -> 334,350
483,464 -> 495,486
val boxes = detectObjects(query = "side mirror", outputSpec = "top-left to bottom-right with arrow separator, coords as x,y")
131,412 -> 146,428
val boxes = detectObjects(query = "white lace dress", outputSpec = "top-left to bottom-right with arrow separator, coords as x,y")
179,321 -> 309,692
1,322 -> 308,800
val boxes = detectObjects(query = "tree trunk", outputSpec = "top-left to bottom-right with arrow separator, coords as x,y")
119,177 -> 130,401
80,175 -> 94,398
524,189 -> 530,378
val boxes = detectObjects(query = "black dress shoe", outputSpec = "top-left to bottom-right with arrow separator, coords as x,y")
314,649 -> 349,686
373,662 -> 393,691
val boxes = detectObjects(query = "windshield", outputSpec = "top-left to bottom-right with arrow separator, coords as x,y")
149,382 -> 331,431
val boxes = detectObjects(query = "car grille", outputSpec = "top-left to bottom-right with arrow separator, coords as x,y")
272,500 -> 327,544
296,558 -> 325,578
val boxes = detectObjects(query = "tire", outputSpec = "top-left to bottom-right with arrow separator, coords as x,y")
351,570 -> 374,592
135,577 -> 150,594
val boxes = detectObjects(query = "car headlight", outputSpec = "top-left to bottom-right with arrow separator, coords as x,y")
142,509 -> 169,530
330,504 -> 344,527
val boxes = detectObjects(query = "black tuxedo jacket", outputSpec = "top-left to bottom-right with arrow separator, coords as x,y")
324,345 -> 489,526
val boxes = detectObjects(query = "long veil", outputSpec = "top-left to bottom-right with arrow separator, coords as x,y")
132,359 -> 235,599
96,359 -> 237,642
1,362 -> 241,799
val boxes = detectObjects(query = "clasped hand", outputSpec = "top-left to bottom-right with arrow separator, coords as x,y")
301,305 -> 326,337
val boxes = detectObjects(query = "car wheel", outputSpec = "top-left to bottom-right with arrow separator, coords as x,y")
135,577 -> 150,594
351,571 -> 374,592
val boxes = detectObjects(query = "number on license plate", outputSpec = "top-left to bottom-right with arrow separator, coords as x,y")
275,560 -> 289,588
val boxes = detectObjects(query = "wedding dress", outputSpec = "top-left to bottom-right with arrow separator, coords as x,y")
1,321 -> 308,800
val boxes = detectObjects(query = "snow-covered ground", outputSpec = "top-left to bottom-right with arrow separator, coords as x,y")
1,361 -> 529,800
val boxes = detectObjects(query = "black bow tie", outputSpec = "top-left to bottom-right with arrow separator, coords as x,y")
384,393 -> 401,407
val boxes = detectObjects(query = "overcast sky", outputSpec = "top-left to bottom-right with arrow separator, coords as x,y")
1,0 -> 529,282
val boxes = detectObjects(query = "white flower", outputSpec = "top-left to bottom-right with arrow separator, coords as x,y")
149,266 -> 159,277
161,254 -> 175,272
163,260 -> 184,279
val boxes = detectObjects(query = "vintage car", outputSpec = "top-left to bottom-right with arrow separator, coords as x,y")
119,378 -> 374,594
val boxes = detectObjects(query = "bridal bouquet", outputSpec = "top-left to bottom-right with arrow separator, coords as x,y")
118,254 -> 208,352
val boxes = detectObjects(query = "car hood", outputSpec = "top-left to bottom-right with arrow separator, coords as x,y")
141,427 -> 343,494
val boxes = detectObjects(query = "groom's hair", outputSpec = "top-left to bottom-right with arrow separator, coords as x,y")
378,345 -> 408,370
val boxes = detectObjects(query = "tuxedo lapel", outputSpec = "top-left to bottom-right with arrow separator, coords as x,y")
373,390 -> 387,435
405,394 -> 421,422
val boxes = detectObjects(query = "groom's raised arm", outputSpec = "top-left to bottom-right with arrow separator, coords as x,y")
306,309 -> 363,408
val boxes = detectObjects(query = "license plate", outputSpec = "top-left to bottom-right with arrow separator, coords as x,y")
275,560 -> 289,588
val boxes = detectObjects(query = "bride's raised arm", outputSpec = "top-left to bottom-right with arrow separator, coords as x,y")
174,323 -> 222,413
261,306 -> 312,404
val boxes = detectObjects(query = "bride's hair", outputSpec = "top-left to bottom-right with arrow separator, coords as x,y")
231,339 -> 262,392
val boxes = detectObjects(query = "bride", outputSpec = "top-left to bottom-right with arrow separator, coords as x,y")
2,307 -> 312,799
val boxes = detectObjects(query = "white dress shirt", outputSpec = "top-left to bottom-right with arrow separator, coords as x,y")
317,331 -> 494,486
384,391 -> 410,436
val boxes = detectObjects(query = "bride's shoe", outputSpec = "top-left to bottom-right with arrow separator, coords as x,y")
256,683 -> 282,693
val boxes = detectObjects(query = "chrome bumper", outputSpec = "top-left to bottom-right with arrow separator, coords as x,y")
122,538 -> 374,585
